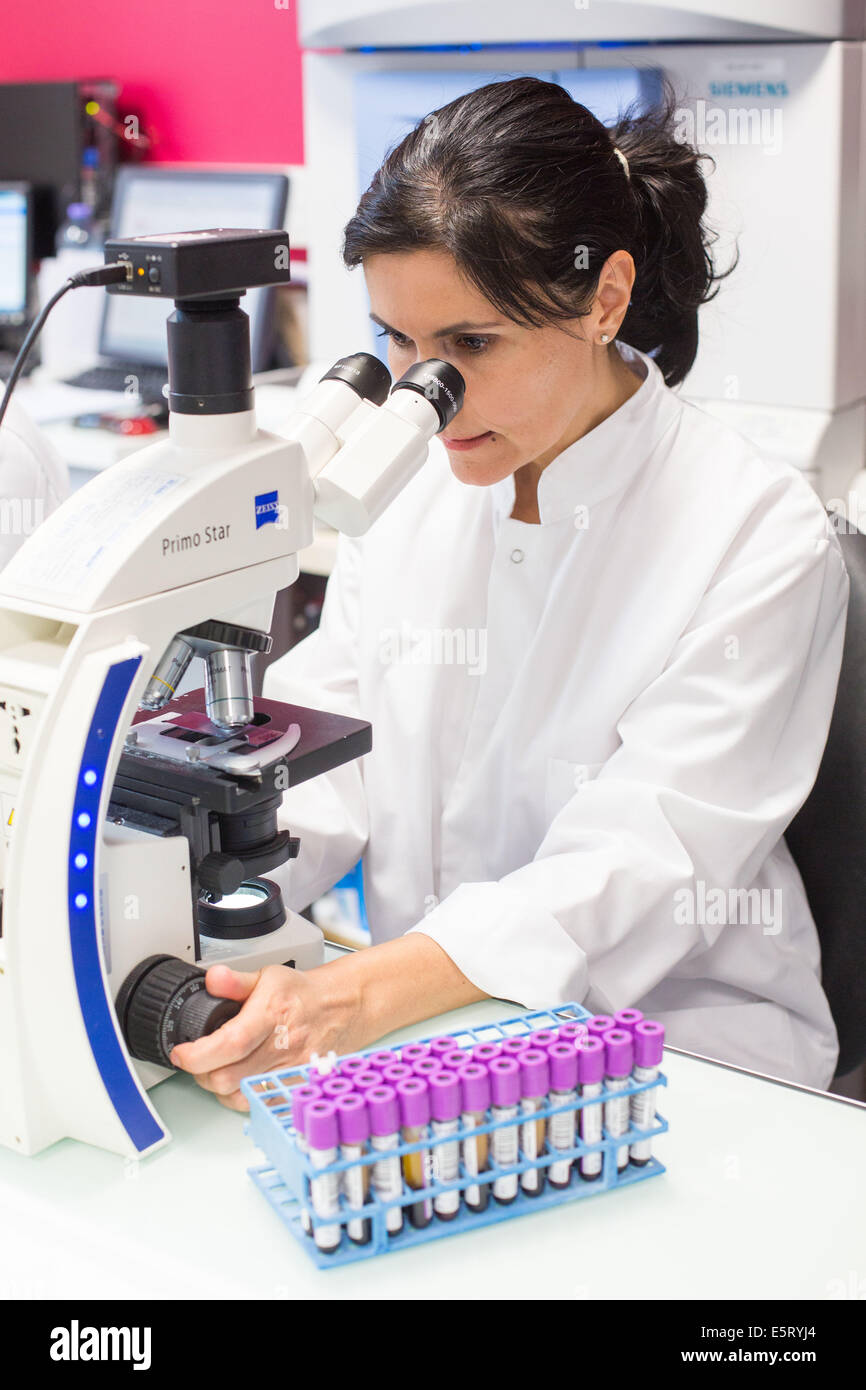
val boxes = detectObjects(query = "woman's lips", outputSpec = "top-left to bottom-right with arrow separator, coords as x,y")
442,431 -> 494,452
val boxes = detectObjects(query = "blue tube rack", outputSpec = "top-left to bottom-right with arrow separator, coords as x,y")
241,1002 -> 668,1269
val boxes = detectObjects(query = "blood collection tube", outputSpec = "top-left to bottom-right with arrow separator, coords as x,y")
472,1042 -> 503,1066
557,1022 -> 588,1045
381,1062 -> 414,1086
576,1037 -> 605,1181
321,1076 -> 354,1102
546,1041 -> 579,1189
304,1100 -> 342,1254
500,1037 -> 531,1059
441,1048 -> 472,1072
629,1020 -> 665,1166
529,1028 -> 559,1050
428,1070 -> 462,1221
335,1092 -> 371,1246
366,1084 -> 403,1236
395,1077 -> 434,1228
367,1049 -> 398,1070
459,1062 -> 491,1213
518,1048 -> 550,1196
411,1057 -> 442,1082
401,1042 -> 431,1064
602,1028 -> 634,1173
488,1056 -> 521,1204
290,1082 -> 322,1235
429,1035 -> 459,1060
586,1014 -> 616,1040
614,1008 -> 644,1033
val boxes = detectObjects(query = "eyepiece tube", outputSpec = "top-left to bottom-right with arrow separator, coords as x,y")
280,352 -> 393,474
311,358 -> 466,535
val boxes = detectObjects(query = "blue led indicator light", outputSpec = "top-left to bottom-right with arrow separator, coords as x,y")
74,852 -> 88,869
74,892 -> 88,909
83,769 -> 97,785
77,811 -> 91,828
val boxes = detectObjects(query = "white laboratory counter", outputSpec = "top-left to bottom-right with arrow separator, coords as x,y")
0,994 -> 863,1302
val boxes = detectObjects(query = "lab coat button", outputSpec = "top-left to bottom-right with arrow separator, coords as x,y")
510,548 -> 525,564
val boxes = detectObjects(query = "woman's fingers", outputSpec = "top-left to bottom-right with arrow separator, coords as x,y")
202,963 -> 260,1001
169,967 -> 273,1073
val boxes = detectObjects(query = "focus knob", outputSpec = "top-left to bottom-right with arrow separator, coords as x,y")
116,954 -> 241,1068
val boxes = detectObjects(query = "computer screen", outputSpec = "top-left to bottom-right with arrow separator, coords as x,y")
0,183 -> 30,325
99,169 -> 289,368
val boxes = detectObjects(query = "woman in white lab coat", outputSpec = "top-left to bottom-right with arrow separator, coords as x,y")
172,77 -> 849,1099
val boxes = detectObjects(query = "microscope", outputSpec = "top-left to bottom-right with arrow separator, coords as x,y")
0,227 -> 465,1158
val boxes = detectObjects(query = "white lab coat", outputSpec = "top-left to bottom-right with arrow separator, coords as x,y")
263,342 -> 849,1089
0,390 -> 69,569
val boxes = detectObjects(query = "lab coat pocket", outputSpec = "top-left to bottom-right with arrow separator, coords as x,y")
544,757 -> 604,823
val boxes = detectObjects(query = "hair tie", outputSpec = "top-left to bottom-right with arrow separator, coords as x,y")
613,146 -> 631,181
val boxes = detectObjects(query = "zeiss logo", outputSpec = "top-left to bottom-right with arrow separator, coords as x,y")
255,490 -> 279,529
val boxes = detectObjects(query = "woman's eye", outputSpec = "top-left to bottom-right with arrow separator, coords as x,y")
455,336 -> 490,354
376,328 -> 412,348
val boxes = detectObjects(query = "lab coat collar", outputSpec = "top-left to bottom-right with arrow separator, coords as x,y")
491,342 -> 682,529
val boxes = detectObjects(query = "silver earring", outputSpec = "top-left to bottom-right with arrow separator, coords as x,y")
600,333 -> 610,344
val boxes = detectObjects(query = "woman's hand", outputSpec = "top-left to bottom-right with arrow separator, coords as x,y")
169,959 -> 365,1111
169,933 -> 487,1110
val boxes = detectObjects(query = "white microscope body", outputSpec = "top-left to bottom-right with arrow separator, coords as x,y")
0,228 -> 463,1159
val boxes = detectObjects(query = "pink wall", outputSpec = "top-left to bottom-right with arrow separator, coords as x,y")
0,0 -> 305,165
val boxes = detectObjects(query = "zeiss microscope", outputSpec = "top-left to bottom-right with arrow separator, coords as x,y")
0,228 -> 464,1158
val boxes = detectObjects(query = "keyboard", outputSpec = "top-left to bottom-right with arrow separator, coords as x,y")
64,362 -> 169,404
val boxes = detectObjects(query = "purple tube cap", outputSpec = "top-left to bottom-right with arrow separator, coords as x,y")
305,1099 -> 339,1151
576,1036 -> 605,1085
381,1062 -> 414,1085
412,1057 -> 442,1078
460,1062 -> 491,1113
547,1040 -> 578,1091
321,1076 -> 354,1100
335,1092 -> 369,1145
603,1027 -> 634,1077
367,1049 -> 398,1070
520,1047 -> 551,1099
336,1056 -> 367,1077
587,1014 -> 616,1037
634,1019 -> 665,1068
429,1035 -> 459,1056
558,1021 -> 588,1043
290,1082 -> 322,1134
488,1056 -> 520,1107
400,1042 -> 431,1062
351,1070 -> 383,1093
529,1028 -> 559,1049
471,1042 -> 502,1064
614,1008 -> 644,1033
500,1036 -> 531,1057
441,1048 -> 472,1071
366,1084 -> 400,1137
428,1069 -> 461,1121
396,1076 -> 430,1128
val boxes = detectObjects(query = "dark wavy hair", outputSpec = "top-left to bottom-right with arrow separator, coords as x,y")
342,75 -> 736,388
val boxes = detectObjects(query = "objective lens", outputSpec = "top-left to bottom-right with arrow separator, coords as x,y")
204,647 -> 254,730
